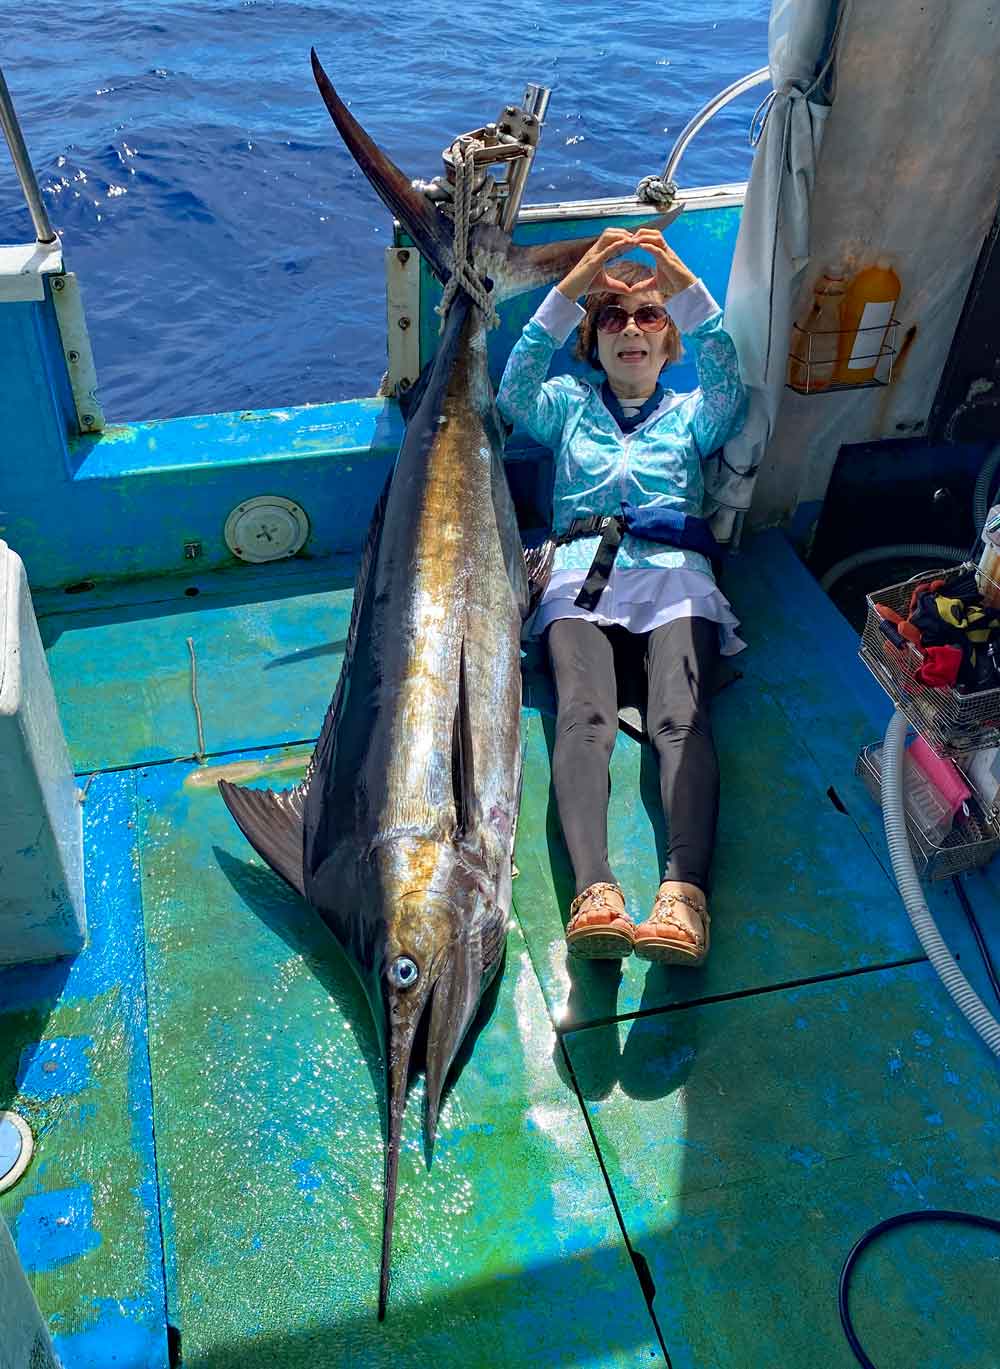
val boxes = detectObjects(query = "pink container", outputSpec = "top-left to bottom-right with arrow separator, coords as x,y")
909,734 -> 971,816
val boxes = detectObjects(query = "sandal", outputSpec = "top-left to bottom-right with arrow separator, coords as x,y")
633,881 -> 710,967
565,882 -> 635,959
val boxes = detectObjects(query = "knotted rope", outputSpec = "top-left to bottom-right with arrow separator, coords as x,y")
435,139 -> 500,332
635,174 -> 677,208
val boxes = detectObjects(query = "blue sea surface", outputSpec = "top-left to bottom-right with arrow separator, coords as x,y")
2,1 -> 768,422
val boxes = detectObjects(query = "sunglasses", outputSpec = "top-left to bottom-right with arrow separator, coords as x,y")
595,303 -> 669,334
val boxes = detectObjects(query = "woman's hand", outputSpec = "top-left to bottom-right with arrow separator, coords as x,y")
555,228 -> 638,302
630,229 -> 697,298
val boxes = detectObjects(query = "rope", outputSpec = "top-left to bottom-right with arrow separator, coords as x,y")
186,636 -> 207,760
435,139 -> 499,331
635,174 -> 677,208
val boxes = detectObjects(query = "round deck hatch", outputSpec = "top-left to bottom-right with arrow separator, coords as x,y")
0,1112 -> 33,1192
224,496 -> 309,563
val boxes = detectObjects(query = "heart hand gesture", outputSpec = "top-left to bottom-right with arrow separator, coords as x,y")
556,228 -> 643,302
628,229 -> 697,298
556,227 -> 696,303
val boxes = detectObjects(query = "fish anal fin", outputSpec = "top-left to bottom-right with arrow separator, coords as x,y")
218,779 -> 306,897
488,441 -> 529,617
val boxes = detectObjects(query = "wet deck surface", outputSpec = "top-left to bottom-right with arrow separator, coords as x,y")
3,531 -> 1000,1366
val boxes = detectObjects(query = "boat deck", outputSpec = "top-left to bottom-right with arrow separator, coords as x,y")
3,530 -> 1000,1368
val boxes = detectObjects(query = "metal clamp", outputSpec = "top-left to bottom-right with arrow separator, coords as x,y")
412,83 -> 550,231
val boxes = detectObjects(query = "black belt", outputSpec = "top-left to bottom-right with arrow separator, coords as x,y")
558,510 -> 723,611
555,515 -> 627,612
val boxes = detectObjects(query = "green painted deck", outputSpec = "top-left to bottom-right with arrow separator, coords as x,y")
4,530 -> 1000,1366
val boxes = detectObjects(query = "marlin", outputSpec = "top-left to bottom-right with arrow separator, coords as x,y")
219,52 -> 612,1318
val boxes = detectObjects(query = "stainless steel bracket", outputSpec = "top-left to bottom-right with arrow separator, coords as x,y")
383,245 -> 422,398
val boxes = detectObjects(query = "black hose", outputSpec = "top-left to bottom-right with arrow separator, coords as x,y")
952,877 -> 1000,1010
839,1209 -> 1000,1367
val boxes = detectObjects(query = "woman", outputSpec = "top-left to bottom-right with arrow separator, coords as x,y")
497,227 -> 747,967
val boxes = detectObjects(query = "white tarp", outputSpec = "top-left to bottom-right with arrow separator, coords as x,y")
705,0 -> 842,536
749,0 -> 1000,534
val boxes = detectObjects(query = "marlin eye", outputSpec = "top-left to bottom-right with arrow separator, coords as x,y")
388,956 -> 419,989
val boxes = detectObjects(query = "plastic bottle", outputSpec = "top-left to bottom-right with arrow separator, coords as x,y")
835,258 -> 901,385
977,503 -> 1000,607
788,267 -> 846,392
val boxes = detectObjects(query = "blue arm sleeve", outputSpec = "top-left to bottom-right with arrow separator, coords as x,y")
685,311 -> 749,459
496,318 -> 572,451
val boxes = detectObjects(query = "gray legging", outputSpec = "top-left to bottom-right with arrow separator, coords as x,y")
546,615 -> 719,897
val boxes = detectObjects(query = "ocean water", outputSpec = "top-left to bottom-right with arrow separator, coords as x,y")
2,1 -> 769,422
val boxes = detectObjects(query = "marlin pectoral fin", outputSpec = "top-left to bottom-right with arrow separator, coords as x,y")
478,901 -> 510,987
218,780 -> 306,897
452,641 -> 479,838
311,50 -> 454,283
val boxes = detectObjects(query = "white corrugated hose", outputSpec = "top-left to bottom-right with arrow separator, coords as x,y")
881,708 -> 1000,1055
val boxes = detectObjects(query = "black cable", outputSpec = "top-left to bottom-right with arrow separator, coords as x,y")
951,876 -> 1000,1010
840,1209 -> 1000,1367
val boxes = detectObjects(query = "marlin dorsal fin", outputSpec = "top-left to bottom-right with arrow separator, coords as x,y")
219,466 -> 394,884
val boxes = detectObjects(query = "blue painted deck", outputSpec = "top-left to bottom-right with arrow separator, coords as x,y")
3,529 -> 1000,1365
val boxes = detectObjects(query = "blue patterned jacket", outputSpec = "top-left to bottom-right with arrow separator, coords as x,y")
497,281 -> 748,579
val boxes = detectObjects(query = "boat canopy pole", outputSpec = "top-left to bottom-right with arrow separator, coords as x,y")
0,68 -> 57,245
661,65 -> 771,187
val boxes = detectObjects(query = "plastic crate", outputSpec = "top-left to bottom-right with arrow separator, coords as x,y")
859,563 -> 1000,756
855,742 -> 1000,880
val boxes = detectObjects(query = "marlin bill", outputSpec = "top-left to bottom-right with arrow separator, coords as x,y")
219,51 -> 623,1318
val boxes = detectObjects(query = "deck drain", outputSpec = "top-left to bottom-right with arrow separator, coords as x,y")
0,1112 -> 33,1192
224,495 -> 309,563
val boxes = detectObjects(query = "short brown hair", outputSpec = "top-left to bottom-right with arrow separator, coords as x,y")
574,259 -> 682,372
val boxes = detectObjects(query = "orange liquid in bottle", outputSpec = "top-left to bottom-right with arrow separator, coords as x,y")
835,259 -> 900,385
788,268 -> 846,392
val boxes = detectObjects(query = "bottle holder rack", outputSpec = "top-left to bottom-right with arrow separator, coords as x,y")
786,319 -> 900,395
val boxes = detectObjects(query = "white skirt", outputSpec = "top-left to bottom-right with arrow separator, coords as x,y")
526,566 -> 747,656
